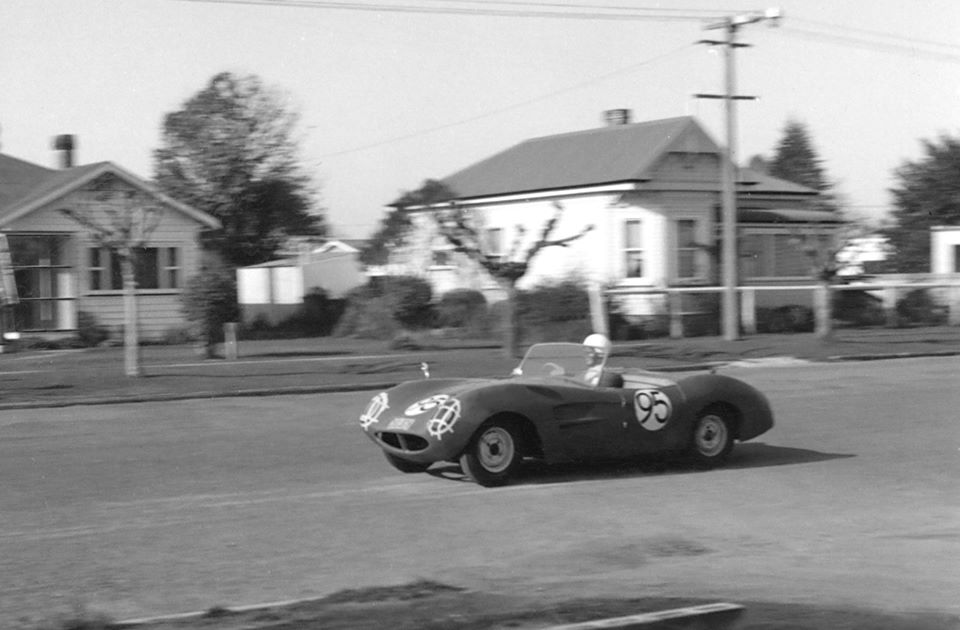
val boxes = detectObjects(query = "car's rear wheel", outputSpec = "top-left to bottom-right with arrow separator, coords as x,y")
460,420 -> 522,487
689,407 -> 735,468
383,452 -> 431,473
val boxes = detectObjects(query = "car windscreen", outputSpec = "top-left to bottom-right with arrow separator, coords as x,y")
516,343 -> 597,380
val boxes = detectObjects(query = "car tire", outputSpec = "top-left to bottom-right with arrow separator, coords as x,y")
383,452 -> 431,474
689,407 -> 735,468
460,420 -> 523,487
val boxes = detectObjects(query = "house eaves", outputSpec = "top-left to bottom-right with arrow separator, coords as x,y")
0,161 -> 221,230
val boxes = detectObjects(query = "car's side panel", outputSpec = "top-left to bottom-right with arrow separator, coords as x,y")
676,374 -> 775,440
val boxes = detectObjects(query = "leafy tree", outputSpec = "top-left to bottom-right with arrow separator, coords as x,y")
881,133 -> 960,272
153,72 -> 324,267
60,173 -> 163,377
361,179 -> 455,266
766,118 -> 839,211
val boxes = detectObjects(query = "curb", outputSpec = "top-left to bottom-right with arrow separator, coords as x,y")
112,600 -> 746,630
1,350 -> 956,411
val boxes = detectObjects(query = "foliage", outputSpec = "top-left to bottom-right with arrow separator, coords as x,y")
832,290 -> 885,327
153,71 -> 325,267
880,133 -> 960,272
897,289 -> 948,325
181,266 -> 241,344
361,179 -> 456,266
516,280 -> 590,325
756,305 -> 815,333
765,118 -> 839,211
76,311 -> 110,346
436,288 -> 487,329
379,275 -> 435,328
333,276 -> 435,338
511,280 -> 592,343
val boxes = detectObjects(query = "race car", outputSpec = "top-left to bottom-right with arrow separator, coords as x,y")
359,338 -> 774,487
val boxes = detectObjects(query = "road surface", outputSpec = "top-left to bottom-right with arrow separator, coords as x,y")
1,357 -> 957,625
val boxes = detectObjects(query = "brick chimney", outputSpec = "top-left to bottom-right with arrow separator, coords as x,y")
52,134 -> 76,169
603,109 -> 632,126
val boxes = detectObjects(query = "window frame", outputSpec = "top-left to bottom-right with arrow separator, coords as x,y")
623,219 -> 644,279
87,245 -> 183,293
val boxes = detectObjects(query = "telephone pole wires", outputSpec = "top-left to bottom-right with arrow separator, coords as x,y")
696,9 -> 782,341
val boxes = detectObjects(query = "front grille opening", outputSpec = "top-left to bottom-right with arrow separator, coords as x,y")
376,432 -> 429,452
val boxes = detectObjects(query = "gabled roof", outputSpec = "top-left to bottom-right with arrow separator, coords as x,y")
435,116 -> 817,201
0,153 -> 220,230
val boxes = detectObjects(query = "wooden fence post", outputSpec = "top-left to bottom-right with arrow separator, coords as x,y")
882,287 -> 899,328
814,283 -> 832,338
668,291 -> 683,339
740,287 -> 756,335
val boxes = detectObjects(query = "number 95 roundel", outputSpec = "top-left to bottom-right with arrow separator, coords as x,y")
633,389 -> 672,431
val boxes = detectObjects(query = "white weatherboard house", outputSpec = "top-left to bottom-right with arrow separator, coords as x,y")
388,114 -> 843,316
0,137 -> 220,339
931,226 -> 960,275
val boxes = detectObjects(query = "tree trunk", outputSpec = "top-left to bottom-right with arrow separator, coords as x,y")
121,256 -> 142,377
502,280 -> 520,359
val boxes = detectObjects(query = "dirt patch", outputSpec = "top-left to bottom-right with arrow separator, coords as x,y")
95,580 -> 960,630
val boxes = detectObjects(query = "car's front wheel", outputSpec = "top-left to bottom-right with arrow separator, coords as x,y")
689,407 -> 735,468
383,452 -> 431,473
460,420 -> 523,487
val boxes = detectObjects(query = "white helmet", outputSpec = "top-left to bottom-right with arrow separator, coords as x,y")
583,333 -> 611,354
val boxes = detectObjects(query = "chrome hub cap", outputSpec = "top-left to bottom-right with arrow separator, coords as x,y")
478,427 -> 515,473
695,415 -> 728,457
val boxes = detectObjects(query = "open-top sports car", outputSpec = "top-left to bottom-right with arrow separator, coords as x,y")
359,341 -> 774,487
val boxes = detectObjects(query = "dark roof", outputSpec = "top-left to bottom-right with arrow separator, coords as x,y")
441,116 -> 699,199
432,116 -> 818,202
0,152 -> 219,229
0,154 -> 55,210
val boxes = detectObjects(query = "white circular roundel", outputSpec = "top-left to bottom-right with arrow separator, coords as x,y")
634,389 -> 672,431
405,394 -> 452,416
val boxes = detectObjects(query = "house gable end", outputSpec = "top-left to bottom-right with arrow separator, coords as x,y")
0,162 -> 220,231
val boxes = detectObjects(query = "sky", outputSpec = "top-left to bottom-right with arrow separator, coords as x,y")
2,0 -> 960,239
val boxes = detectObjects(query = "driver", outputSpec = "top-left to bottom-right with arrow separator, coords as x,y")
581,333 -> 611,386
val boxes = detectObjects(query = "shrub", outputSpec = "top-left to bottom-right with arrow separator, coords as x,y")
514,280 -> 592,343
757,304 -> 814,333
380,275 -> 435,328
436,289 -> 487,328
76,311 -> 110,346
897,288 -> 947,325
182,266 -> 241,346
333,283 -> 400,339
833,290 -> 885,327
516,280 -> 590,325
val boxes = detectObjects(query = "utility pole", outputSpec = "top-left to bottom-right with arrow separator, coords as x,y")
696,9 -> 782,341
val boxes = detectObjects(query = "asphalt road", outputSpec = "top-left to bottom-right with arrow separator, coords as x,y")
1,357 -> 958,626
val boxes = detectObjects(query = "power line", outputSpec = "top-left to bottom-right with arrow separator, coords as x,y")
319,43 -> 697,158
180,0 -> 729,21
781,25 -> 960,64
791,16 -> 960,54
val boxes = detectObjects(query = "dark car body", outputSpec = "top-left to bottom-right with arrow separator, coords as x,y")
360,342 -> 774,486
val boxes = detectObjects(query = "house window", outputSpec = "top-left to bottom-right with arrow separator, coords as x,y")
484,228 -> 504,262
623,220 -> 644,278
740,231 -> 827,279
8,234 -> 75,331
676,219 -> 698,279
89,247 -> 181,291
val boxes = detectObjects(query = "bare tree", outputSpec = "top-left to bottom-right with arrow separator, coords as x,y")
61,173 -> 163,376
437,201 -> 593,357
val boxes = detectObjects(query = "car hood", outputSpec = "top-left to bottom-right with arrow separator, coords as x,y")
359,378 -> 497,440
